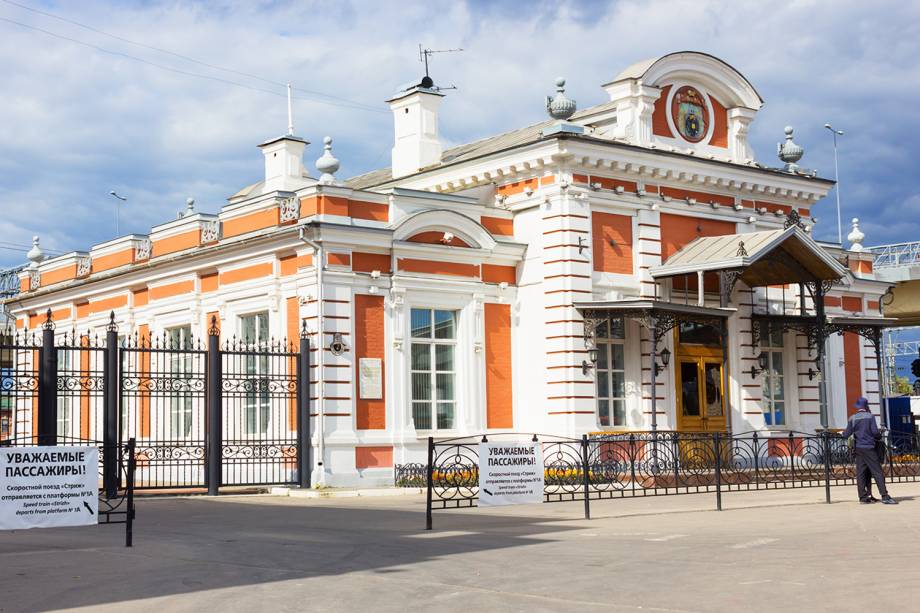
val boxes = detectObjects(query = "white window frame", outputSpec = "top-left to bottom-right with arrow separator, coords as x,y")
595,317 -> 627,428
238,311 -> 271,436
409,308 -> 458,433
166,324 -> 194,440
761,323 -> 788,427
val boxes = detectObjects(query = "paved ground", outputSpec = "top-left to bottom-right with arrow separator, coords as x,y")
2,483 -> 920,612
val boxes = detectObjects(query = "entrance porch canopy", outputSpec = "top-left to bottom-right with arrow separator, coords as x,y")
650,225 -> 848,290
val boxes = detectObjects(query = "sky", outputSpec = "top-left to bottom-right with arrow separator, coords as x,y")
1,0 -> 919,269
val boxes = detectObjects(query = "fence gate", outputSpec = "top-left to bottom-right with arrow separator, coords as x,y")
121,333 -> 208,489
4,310 -> 310,493
219,338 -> 300,486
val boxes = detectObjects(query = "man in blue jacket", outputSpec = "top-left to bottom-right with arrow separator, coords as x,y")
841,397 -> 897,504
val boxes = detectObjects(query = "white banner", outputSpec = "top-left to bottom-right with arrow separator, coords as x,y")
0,446 -> 99,531
478,441 -> 544,507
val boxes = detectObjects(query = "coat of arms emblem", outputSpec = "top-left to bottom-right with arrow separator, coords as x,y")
671,86 -> 709,143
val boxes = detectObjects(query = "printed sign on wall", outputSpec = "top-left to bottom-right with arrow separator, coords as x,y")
478,441 -> 544,507
0,446 -> 99,531
359,358 -> 383,399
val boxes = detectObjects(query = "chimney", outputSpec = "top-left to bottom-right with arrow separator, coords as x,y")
387,78 -> 444,179
258,135 -> 311,192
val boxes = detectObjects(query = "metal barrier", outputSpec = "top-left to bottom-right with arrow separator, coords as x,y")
421,430 -> 920,529
1,310 -> 312,493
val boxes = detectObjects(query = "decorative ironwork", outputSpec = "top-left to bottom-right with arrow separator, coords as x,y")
736,241 -> 748,257
420,430 -> 920,528
41,308 -> 54,330
106,311 -> 118,333
783,209 -> 807,231
395,463 -> 427,487
719,269 -> 744,306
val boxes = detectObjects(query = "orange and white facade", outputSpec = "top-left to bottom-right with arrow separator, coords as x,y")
5,52 -> 893,486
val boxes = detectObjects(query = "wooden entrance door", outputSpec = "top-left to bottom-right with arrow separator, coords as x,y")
676,357 -> 726,432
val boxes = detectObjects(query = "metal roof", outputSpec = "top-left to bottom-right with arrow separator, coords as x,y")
651,227 -> 848,283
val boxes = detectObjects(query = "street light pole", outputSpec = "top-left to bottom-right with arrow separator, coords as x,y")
109,191 -> 127,236
824,124 -> 844,245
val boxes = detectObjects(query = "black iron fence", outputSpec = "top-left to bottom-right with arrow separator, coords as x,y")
0,435 -> 137,546
421,430 -> 920,529
1,311 -> 311,493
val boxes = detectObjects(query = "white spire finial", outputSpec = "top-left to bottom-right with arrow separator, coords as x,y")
186,198 -> 195,215
316,136 -> 340,185
287,83 -> 294,136
847,217 -> 865,252
27,235 -> 45,269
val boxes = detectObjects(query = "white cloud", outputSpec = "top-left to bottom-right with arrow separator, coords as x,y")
0,0 -> 918,266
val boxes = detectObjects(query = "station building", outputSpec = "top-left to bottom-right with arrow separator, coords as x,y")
4,52 -> 894,486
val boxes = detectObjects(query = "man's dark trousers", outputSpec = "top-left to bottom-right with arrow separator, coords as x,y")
855,447 -> 888,500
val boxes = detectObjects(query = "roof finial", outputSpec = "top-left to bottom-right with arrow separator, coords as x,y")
185,197 -> 195,216
546,77 -> 576,120
316,136 -> 340,185
27,236 -> 44,269
777,126 -> 804,172
847,217 -> 865,252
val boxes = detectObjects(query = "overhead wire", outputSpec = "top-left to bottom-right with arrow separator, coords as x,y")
0,10 -> 386,113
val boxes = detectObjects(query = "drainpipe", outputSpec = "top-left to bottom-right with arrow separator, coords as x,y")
299,227 -> 326,486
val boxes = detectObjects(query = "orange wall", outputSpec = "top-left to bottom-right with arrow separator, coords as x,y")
76,294 -> 128,318
349,200 -> 389,222
660,213 -> 736,259
707,95 -> 728,148
355,295 -> 386,430
355,446 -> 393,469
481,264 -> 516,284
352,252 -> 391,273
592,212 -> 633,274
138,323 -> 151,438
286,296 -> 300,425
149,279 -> 194,301
824,296 -> 842,308
652,84 -> 674,137
92,248 -> 134,273
407,232 -> 471,248
480,216 -> 514,236
398,259 -> 479,278
485,303 -> 513,429
222,208 -> 279,239
660,186 -> 734,207
219,262 -> 273,285
199,272 -> 219,293
279,254 -> 313,276
841,296 -> 862,313
152,229 -> 200,257
29,307 -> 72,328
41,264 -> 77,286
843,332 -> 863,417
326,252 -> 351,267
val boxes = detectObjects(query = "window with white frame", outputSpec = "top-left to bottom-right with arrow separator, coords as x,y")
167,325 -> 194,438
410,308 -> 457,431
595,317 -> 627,427
56,347 -> 75,438
240,312 -> 270,435
761,323 -> 785,426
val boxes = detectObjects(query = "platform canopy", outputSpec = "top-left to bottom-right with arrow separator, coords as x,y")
651,226 -> 847,287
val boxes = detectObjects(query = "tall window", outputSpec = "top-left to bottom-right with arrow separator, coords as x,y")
167,325 -> 193,438
762,323 -> 785,426
595,317 -> 627,427
241,312 -> 270,435
410,308 -> 457,431
56,348 -> 73,438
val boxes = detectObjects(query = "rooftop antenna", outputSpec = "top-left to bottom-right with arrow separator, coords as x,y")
418,44 -> 463,90
287,83 -> 294,136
